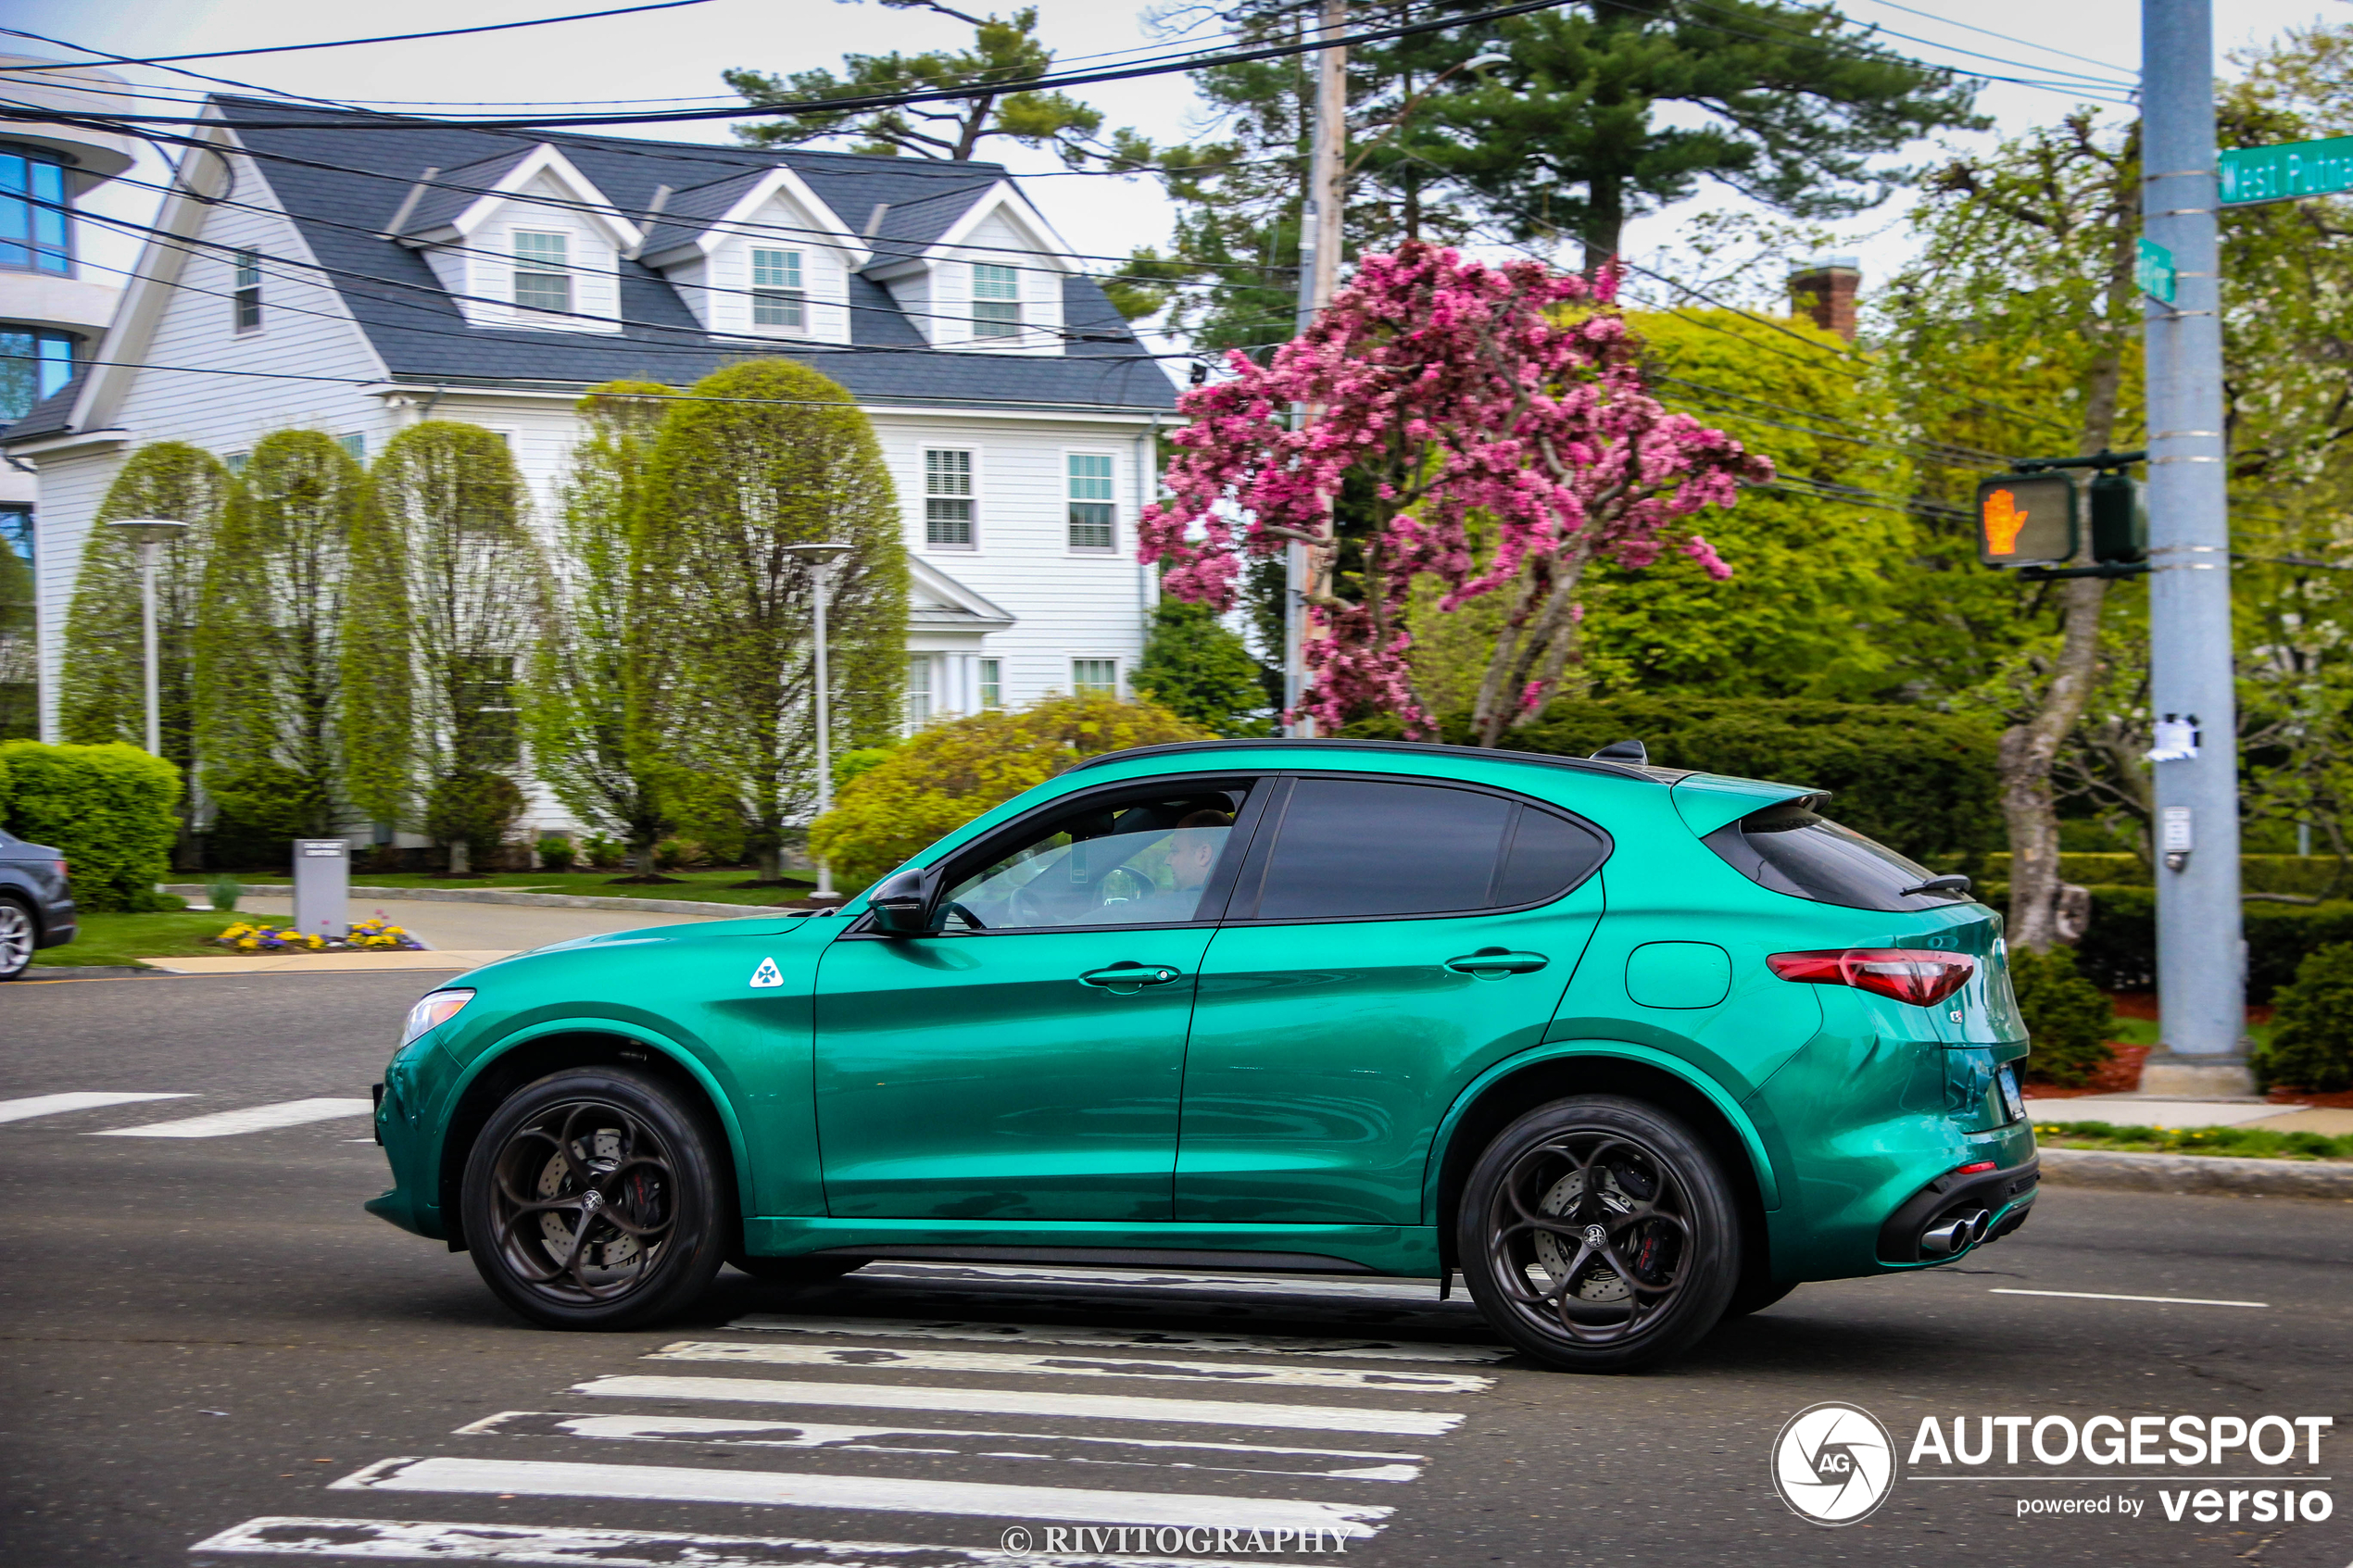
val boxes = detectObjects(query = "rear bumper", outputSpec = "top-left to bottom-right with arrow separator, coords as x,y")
1876,1154 -> 2040,1264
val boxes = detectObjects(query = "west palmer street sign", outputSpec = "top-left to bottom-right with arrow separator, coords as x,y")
2219,136 -> 2353,206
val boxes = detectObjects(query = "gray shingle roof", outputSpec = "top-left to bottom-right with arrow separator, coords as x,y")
635,168 -> 769,259
75,98 -> 1178,423
392,147 -> 531,236
4,373 -> 82,442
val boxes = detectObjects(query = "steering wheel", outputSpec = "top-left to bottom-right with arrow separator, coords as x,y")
1096,866 -> 1153,908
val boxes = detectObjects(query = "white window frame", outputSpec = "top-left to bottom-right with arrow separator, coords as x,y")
1063,448 -> 1119,555
336,432 -> 367,463
749,246 -> 806,332
971,261 -> 1022,341
978,657 -> 1002,710
511,229 -> 573,317
232,249 -> 263,334
905,653 -> 936,728
922,446 -> 978,552
1070,658 -> 1120,699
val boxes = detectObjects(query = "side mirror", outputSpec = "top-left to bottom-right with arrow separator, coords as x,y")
867,867 -> 941,936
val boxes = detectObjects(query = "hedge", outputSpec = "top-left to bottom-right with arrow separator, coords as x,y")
1403,697 -> 2001,872
0,741 -> 182,910
1984,852 -> 2345,897
2067,883 -> 2353,1004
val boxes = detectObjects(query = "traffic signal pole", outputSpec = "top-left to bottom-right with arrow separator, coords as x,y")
2141,0 -> 2250,1093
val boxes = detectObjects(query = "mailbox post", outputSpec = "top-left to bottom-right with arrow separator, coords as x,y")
293,839 -> 349,941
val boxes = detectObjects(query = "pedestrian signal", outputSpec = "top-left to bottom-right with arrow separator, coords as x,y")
1974,472 -> 2078,567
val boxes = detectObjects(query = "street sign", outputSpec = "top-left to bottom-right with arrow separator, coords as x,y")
1974,472 -> 2078,567
2219,135 -> 2353,206
2135,237 -> 2175,304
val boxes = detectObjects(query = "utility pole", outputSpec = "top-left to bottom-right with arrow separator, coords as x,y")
1283,0 -> 1346,736
2140,0 -> 2249,1094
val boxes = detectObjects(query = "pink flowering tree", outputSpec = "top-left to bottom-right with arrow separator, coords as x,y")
1139,241 -> 1775,744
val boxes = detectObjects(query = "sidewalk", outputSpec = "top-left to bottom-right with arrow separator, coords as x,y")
140,894 -> 750,975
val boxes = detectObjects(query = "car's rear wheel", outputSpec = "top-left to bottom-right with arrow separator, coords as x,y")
0,897 -> 35,981
460,1068 -> 728,1330
1457,1095 -> 1741,1373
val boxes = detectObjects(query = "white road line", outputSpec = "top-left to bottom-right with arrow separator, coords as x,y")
94,1097 -> 373,1138
331,1455 -> 1393,1537
0,1092 -> 193,1125
188,1516 -> 1348,1566
859,1261 -> 1446,1303
1988,1288 -> 2270,1309
648,1340 -> 1491,1395
574,1374 -> 1463,1436
723,1313 -> 1510,1365
458,1411 -> 1426,1483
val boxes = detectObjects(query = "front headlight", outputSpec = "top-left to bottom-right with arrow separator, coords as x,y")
400,987 -> 474,1047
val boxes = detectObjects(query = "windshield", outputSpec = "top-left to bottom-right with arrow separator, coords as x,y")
1703,800 -> 1971,914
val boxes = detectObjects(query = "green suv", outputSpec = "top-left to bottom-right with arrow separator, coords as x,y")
369,738 -> 2036,1372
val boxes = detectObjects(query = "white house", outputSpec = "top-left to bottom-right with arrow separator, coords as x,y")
5,97 -> 1179,769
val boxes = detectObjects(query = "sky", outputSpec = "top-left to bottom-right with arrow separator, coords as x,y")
12,0 -> 2342,345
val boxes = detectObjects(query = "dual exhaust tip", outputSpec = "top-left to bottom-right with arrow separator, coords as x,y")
1919,1208 -> 1994,1258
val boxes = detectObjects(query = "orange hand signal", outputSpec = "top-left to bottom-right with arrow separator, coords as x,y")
1982,488 -> 2029,556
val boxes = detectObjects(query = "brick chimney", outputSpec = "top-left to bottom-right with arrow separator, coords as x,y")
1788,256 -> 1861,341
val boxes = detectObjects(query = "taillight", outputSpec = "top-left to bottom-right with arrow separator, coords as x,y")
1767,947 -> 1975,1007
55,859 -> 69,880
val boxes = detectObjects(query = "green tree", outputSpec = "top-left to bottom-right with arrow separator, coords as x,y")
810,692 -> 1209,889
530,382 -> 680,876
2253,941 -> 2353,1093
194,430 -> 370,839
61,442 -> 234,854
1131,596 -> 1268,736
345,421 -> 547,870
725,2 -> 1152,168
636,360 -> 907,881
2007,945 -> 2116,1087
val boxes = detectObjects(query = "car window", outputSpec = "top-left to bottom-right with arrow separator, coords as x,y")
1702,800 -> 1967,913
942,787 -> 1248,932
1241,778 -> 1572,920
1494,806 -> 1609,906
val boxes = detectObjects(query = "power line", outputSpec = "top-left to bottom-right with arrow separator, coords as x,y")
0,3 -> 715,70
1850,0 -> 2137,84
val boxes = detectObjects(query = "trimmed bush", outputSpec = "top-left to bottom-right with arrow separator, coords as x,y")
535,834 -> 577,872
1984,852 -> 2346,897
1388,697 -> 2001,872
2253,943 -> 2353,1093
424,770 -> 527,870
2070,884 -> 2353,1004
2007,946 -> 2115,1086
0,741 -> 182,910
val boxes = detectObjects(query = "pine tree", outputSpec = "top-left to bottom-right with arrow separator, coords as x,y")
1132,597 -> 1269,736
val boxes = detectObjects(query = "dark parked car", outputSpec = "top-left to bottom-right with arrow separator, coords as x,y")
0,829 -> 74,980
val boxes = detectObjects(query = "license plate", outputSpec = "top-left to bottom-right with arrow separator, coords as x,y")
1998,1066 -> 2026,1123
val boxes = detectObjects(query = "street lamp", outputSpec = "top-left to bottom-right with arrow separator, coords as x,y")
107,518 -> 188,757
784,541 -> 853,903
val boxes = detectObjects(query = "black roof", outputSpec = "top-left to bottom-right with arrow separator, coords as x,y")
19,97 -> 1177,440
1067,737 -> 1689,784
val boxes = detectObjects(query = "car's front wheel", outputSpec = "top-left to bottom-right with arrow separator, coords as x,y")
1457,1095 -> 1741,1373
460,1067 -> 729,1330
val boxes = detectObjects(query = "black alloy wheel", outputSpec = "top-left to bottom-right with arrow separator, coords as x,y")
460,1068 -> 728,1330
1457,1095 -> 1741,1373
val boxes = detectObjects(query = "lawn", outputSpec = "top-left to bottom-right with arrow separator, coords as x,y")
31,908 -> 259,968
202,868 -> 820,909
2033,1119 -> 2353,1161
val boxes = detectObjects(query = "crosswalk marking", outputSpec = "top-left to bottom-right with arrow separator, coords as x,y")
331,1454 -> 1395,1537
188,1516 -> 1347,1565
0,1091 -> 193,1125
723,1313 -> 1510,1365
857,1261 -> 1448,1303
574,1374 -> 1464,1436
95,1097 -> 373,1138
648,1340 -> 1491,1394
458,1411 -> 1427,1482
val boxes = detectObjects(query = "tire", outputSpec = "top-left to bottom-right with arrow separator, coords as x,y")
460,1067 -> 730,1330
0,897 -> 35,981
1456,1095 -> 1742,1373
730,1254 -> 868,1286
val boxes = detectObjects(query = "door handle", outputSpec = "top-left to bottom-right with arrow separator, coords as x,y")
1079,963 -> 1184,993
1445,949 -> 1549,976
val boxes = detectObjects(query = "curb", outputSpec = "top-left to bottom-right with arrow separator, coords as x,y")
2038,1147 -> 2353,1198
19,964 -> 164,981
161,884 -> 799,919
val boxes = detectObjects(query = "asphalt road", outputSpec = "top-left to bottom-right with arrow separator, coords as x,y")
2,969 -> 2347,1567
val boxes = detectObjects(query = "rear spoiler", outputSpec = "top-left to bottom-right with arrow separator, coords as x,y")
1670,774 -> 1830,837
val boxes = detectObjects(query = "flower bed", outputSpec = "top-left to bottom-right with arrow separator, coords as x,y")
2032,1119 -> 2353,1161
210,917 -> 423,954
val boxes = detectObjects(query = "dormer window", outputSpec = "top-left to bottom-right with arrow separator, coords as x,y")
751,248 -> 805,330
512,232 -> 572,314
972,263 -> 1021,338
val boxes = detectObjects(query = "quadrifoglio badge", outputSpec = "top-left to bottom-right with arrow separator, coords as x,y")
1773,1404 -> 2336,1527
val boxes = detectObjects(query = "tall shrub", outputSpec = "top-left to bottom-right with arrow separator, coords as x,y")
2007,946 -> 2115,1087
529,383 -> 678,874
636,361 -> 907,879
2254,942 -> 2353,1093
0,741 -> 181,910
346,421 -> 547,868
811,693 -> 1209,890
195,430 -> 370,838
60,443 -> 234,836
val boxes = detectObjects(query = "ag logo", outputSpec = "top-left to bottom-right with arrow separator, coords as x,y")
749,958 -> 784,989
1770,1401 -> 1896,1525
